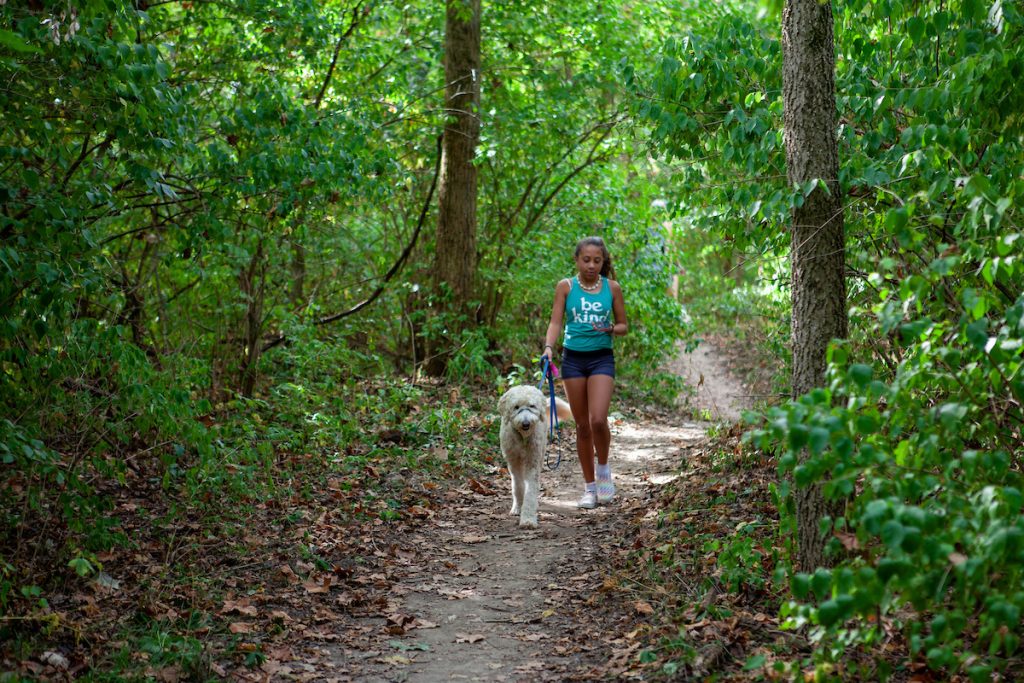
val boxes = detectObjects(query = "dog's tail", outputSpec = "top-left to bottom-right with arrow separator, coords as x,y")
554,397 -> 573,422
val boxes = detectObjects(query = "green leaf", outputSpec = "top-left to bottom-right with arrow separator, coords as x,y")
854,414 -> 878,435
880,520 -> 905,549
965,319 -> 989,351
743,654 -> 766,671
848,363 -> 872,388
907,17 -> 926,44
791,573 -> 811,599
0,29 -> 41,54
936,403 -> 968,429
817,599 -> 842,627
808,427 -> 830,455
68,557 -> 95,577
877,558 -> 908,582
811,568 -> 832,598
885,207 -> 908,232
901,527 -> 922,552
788,424 -> 809,451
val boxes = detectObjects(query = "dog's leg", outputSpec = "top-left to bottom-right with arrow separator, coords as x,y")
509,463 -> 523,516
519,464 -> 540,529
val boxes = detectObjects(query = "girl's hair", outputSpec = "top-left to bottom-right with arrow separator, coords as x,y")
574,236 -> 616,279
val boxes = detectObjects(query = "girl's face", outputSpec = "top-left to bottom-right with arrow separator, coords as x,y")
575,245 -> 605,281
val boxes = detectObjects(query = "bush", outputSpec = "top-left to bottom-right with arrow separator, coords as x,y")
753,295 -> 1024,674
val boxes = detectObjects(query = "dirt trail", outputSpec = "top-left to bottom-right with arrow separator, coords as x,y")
336,341 -> 745,682
674,340 -> 750,423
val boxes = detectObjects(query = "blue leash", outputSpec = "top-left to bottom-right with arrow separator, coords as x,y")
538,356 -> 562,470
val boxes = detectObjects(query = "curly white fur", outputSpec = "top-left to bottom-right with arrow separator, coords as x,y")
498,385 -> 549,528
498,385 -> 571,529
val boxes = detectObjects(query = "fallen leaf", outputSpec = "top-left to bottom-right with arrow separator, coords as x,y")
455,633 -> 486,643
387,613 -> 416,626
412,618 -> 438,629
220,599 -> 257,617
461,534 -> 489,544
154,665 -> 181,682
93,572 -> 122,592
834,531 -> 859,551
229,622 -> 256,634
468,478 -> 496,496
303,575 -> 331,594
633,600 -> 655,616
278,564 -> 300,584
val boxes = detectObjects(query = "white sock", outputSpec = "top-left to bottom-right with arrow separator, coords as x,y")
596,463 -> 611,479
584,482 -> 596,493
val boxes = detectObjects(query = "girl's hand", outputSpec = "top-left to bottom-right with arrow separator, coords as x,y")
541,344 -> 554,360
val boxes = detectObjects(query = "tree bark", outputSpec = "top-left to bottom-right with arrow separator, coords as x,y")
290,239 -> 306,309
782,0 -> 848,572
426,0 -> 481,377
239,239 -> 266,398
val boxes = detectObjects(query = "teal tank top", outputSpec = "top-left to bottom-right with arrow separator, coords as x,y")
563,276 -> 614,352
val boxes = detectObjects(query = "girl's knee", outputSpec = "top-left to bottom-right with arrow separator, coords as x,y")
576,423 -> 594,440
589,417 -> 609,434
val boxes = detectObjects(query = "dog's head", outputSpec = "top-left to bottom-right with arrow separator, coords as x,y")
498,385 -> 547,437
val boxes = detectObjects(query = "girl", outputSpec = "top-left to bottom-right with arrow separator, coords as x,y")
540,236 -> 628,509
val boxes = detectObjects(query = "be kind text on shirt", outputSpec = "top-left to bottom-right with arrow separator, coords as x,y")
572,297 -> 608,325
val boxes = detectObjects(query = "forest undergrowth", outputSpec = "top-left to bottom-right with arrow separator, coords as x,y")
613,300 -> 1024,682
0,374 -> 504,680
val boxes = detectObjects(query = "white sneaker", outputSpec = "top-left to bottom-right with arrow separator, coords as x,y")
596,477 -> 616,504
577,490 -> 597,509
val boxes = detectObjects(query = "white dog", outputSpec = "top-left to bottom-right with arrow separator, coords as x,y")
498,385 -> 572,528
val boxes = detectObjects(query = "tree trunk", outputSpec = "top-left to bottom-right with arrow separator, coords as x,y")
239,239 -> 266,398
426,0 -> 481,377
782,0 -> 848,572
290,240 -> 306,309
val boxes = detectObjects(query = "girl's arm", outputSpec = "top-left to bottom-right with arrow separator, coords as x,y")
610,281 -> 628,336
542,279 -> 570,358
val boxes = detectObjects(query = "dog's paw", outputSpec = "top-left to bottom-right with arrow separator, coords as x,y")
518,517 -> 539,529
509,505 -> 521,516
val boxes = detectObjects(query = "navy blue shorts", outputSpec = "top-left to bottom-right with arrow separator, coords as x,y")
561,348 -> 615,379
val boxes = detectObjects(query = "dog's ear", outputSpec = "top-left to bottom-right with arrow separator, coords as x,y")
498,389 -> 511,416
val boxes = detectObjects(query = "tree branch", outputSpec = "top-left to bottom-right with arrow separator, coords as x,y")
313,1 -> 369,108
261,134 -> 443,352
521,119 -> 617,237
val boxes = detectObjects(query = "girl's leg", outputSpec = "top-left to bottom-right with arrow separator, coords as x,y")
563,377 -> 595,483
587,374 -> 615,465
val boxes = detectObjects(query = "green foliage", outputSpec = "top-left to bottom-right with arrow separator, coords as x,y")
628,0 -> 1024,675
758,292 -> 1024,670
